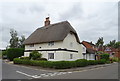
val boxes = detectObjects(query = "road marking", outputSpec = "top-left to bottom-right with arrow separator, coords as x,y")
16,71 -> 33,78
16,71 -> 70,79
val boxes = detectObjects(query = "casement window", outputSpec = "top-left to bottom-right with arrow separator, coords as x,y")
89,54 -> 91,59
29,44 -> 34,47
48,53 -> 54,59
48,42 -> 54,46
70,54 -> 73,59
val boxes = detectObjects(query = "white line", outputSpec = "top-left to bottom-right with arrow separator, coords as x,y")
16,71 -> 37,78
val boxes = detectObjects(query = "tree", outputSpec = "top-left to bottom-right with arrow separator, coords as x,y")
9,29 -> 19,48
114,41 -> 120,48
18,35 -> 25,48
9,29 -> 25,48
96,37 -> 104,48
106,40 -> 116,47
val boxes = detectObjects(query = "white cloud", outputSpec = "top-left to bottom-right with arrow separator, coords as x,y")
0,1 -> 118,48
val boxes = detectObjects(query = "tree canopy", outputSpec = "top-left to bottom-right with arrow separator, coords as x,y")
9,29 -> 25,48
96,37 -> 104,48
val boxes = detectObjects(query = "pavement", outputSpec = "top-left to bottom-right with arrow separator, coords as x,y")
2,59 -> 119,79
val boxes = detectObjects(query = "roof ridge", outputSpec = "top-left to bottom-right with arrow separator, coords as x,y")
39,21 -> 68,29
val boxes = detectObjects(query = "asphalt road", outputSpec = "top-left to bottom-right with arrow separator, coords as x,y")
2,60 -> 119,80
42,63 -> 119,79
2,60 -> 56,79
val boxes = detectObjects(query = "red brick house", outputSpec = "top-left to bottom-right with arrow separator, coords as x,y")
98,46 -> 120,58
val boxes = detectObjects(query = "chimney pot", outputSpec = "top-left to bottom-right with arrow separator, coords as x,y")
44,17 -> 50,26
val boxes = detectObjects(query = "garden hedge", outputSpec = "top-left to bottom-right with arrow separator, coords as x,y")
13,58 -> 110,69
100,53 -> 110,60
7,48 -> 24,61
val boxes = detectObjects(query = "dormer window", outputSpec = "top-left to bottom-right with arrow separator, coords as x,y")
30,44 -> 34,47
48,42 -> 54,46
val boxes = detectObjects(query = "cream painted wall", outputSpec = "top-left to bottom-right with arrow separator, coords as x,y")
25,41 -> 63,50
24,33 -> 83,61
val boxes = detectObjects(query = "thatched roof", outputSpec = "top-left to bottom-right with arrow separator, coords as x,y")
23,21 -> 80,45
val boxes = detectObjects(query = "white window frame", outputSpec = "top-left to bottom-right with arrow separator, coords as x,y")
70,54 -> 73,59
48,42 -> 54,46
48,53 -> 54,59
30,44 -> 34,47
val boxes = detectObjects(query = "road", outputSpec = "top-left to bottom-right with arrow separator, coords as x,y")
42,63 -> 119,79
2,60 -> 119,80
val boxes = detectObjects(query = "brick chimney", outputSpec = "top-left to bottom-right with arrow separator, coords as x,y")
44,17 -> 50,26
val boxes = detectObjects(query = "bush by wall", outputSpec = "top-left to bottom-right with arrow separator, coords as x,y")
100,53 -> 110,60
29,51 -> 42,60
13,58 -> 110,69
88,60 -> 98,65
75,59 -> 88,67
97,59 -> 107,64
20,57 -> 30,60
36,58 -> 48,61
7,48 -> 24,61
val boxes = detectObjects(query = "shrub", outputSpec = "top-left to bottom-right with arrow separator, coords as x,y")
52,61 -> 76,69
100,53 -> 110,60
75,59 -> 88,67
97,59 -> 106,64
14,58 -> 30,64
13,58 -> 76,69
2,51 -> 8,59
29,51 -> 42,60
36,58 -> 47,61
13,58 -> 110,69
7,48 -> 24,61
88,60 -> 98,65
111,57 -> 120,62
20,57 -> 30,60
2,51 -> 7,56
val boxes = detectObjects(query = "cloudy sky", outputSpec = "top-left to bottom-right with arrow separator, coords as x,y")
0,0 -> 119,49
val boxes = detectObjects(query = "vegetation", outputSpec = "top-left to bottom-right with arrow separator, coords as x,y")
106,40 -> 120,49
13,58 -> 111,69
7,48 -> 24,61
96,37 -> 104,48
0,51 -> 2,59
100,53 -> 110,60
75,59 -> 88,67
9,29 -> 25,48
111,57 -> 120,62
29,51 -> 42,60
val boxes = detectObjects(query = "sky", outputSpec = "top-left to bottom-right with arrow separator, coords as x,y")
0,0 -> 119,49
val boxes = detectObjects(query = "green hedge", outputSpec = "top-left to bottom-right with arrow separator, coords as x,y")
88,60 -> 98,65
75,59 -> 88,67
100,53 -> 110,60
35,58 -> 48,61
13,58 -> 110,69
97,59 -> 107,64
7,48 -> 24,61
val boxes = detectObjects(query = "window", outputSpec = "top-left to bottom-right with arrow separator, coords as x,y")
30,44 -> 34,47
70,54 -> 73,59
70,42 -> 73,47
48,42 -> 54,46
48,53 -> 54,59
89,54 -> 91,59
